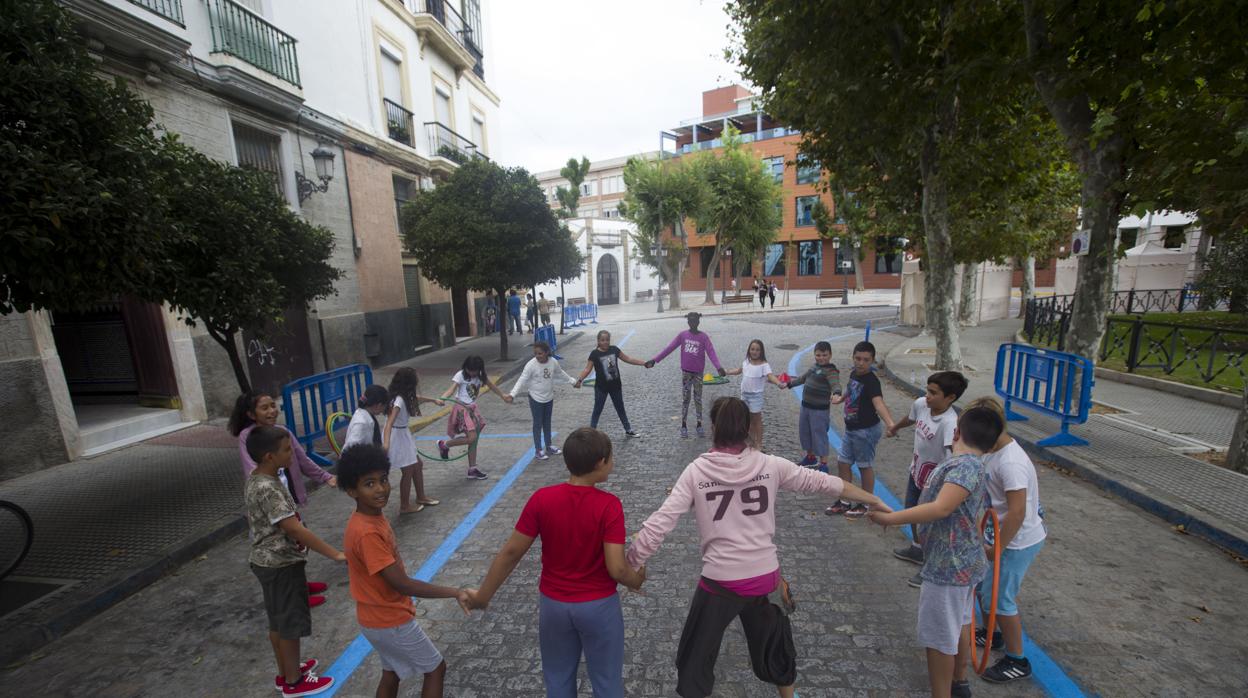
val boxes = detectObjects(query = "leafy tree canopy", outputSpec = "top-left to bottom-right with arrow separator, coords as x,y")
621,155 -> 706,291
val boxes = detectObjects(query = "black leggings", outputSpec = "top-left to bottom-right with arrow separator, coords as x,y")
675,584 -> 796,697
590,383 -> 631,431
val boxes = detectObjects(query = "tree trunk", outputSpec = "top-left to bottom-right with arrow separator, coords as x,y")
854,250 -> 866,292
959,262 -> 979,326
703,243 -> 721,305
920,124 -> 963,371
497,286 -> 509,361
207,325 -> 251,393
1018,255 -> 1036,318
1229,385 -> 1248,474
668,221 -> 687,311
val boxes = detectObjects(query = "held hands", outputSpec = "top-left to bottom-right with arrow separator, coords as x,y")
830,394 -> 844,404
434,399 -> 445,407
718,367 -> 727,377
502,394 -> 515,404
625,565 -> 647,593
331,550 -> 347,563
885,424 -> 899,438
574,379 -> 583,389
456,588 -> 479,614
644,360 -> 656,369
326,475 -> 338,488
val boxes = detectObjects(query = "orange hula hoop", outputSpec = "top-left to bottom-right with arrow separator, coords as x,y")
970,508 -> 1002,675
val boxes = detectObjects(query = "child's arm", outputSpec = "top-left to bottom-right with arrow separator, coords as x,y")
468,530 -> 536,609
704,336 -> 725,375
380,562 -> 471,612
994,488 -> 1029,550
618,351 -> 647,367
416,394 -> 445,407
382,405 -> 399,451
725,366 -> 743,376
766,371 -> 784,387
556,362 -> 578,386
290,432 -> 335,487
277,517 -> 345,562
778,460 -> 893,511
575,359 -> 594,386
650,333 -> 682,365
483,374 -> 514,403
887,416 -> 915,437
868,482 -> 970,528
441,380 -> 457,400
507,362 -> 533,399
603,543 -> 646,591
627,470 -> 695,569
785,368 -> 810,389
872,395 -> 897,432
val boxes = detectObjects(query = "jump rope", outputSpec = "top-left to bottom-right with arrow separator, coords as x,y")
325,396 -> 482,462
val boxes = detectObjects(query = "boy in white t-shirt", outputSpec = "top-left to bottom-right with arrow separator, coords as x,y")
966,397 -> 1046,685
887,371 -> 967,587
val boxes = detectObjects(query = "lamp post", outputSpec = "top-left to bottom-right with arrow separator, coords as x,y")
720,248 -> 733,303
651,243 -> 667,313
296,144 -> 336,203
852,236 -> 862,296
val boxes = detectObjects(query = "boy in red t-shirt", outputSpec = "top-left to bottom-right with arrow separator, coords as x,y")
466,427 -> 646,698
338,445 -> 473,698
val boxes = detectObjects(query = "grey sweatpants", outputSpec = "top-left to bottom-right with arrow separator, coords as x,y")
798,406 -> 831,457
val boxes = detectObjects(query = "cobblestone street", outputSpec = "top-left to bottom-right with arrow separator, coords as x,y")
3,308 -> 1246,697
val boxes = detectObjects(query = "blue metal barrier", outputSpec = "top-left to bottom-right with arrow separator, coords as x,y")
564,304 -> 583,327
583,303 -> 598,324
282,363 -> 373,466
534,324 -> 561,359
994,343 -> 1093,447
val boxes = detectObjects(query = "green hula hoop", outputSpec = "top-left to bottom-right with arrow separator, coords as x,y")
325,411 -> 350,456
702,376 -> 730,385
417,396 -> 483,462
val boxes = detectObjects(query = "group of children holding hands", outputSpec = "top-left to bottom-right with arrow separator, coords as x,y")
234,312 -> 1046,697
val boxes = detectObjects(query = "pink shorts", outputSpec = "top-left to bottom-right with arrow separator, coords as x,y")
447,403 -> 485,436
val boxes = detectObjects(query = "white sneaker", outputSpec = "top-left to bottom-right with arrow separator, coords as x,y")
536,449 -> 548,460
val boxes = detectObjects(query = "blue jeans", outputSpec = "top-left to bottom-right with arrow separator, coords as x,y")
529,397 -> 554,452
798,406 -> 831,457
539,593 -> 624,698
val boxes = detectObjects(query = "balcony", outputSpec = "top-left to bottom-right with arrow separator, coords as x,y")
406,0 -> 485,79
426,121 -> 481,164
206,0 -> 301,87
127,0 -> 183,25
384,98 -> 415,147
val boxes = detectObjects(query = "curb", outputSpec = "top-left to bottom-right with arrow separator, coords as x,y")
595,302 -> 900,325
1,512 -> 247,669
878,351 -> 1248,560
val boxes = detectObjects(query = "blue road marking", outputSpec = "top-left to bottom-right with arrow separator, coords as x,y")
318,435 -> 552,695
412,433 -> 533,441
786,326 -> 1087,698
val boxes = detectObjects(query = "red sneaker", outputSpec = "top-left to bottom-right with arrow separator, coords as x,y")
281,673 -> 333,697
306,581 -> 328,594
274,659 -> 319,692
308,594 -> 326,608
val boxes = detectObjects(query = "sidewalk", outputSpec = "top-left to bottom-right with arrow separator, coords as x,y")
881,318 -> 1248,558
587,288 -> 900,324
0,329 -> 588,668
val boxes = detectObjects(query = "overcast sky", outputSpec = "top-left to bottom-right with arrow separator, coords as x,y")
488,0 -> 744,174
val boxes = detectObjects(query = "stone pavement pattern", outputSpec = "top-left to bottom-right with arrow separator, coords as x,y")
2,308 -> 1246,696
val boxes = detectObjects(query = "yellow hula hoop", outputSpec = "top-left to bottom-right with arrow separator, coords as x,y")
325,411 -> 351,456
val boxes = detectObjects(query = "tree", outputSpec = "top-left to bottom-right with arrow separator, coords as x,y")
553,156 -> 591,328
401,158 -> 582,361
157,141 -> 341,392
620,155 -> 708,311
1,0 -> 178,314
688,126 -> 783,304
813,188 -> 869,293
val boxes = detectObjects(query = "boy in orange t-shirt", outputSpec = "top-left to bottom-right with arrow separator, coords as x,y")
338,444 -> 474,698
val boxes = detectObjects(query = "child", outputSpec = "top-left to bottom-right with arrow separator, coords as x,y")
628,397 -> 891,698
438,355 -> 512,480
575,330 -> 646,438
343,385 -> 389,451
465,428 -> 645,697
231,392 -> 336,606
337,444 -> 473,698
826,341 -> 898,519
965,397 -> 1046,684
784,340 -> 843,472
507,340 -> 578,460
867,407 -> 1004,698
384,368 -> 445,512
886,371 -> 966,580
244,425 -> 345,697
724,339 -> 785,449
647,312 -> 725,438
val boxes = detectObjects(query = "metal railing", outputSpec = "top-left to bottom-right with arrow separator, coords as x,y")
1099,317 -> 1248,390
128,0 -> 183,25
425,121 -> 479,163
383,98 -> 415,147
206,0 -> 301,87
410,0 -> 485,78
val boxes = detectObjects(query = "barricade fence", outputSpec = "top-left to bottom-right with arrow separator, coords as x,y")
995,343 -> 1094,447
282,363 -> 373,466
562,302 -> 599,328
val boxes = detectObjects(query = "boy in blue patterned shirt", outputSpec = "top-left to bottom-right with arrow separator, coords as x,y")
869,406 -> 1003,698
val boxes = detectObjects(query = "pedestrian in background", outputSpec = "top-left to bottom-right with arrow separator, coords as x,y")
768,280 -> 777,308
508,290 -> 522,335
538,292 -> 552,327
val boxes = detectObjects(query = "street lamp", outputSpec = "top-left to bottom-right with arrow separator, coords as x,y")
720,248 -> 733,303
831,237 -> 849,305
852,237 -> 862,297
651,243 -> 668,313
296,144 -> 336,203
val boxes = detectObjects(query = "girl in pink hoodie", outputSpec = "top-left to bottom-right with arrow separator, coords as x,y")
627,396 -> 890,698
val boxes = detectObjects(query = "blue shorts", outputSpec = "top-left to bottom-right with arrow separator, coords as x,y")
837,422 -> 884,468
978,540 -> 1044,616
741,391 -> 764,414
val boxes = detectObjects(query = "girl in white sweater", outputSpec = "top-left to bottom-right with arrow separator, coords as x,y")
508,341 -> 578,460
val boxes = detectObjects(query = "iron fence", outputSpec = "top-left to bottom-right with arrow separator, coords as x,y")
425,121 -> 479,163
128,0 -> 183,24
206,0 -> 301,87
1099,317 -> 1248,390
410,0 -> 485,78
384,98 -> 415,147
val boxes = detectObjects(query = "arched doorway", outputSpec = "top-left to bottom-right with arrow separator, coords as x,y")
596,255 -> 620,305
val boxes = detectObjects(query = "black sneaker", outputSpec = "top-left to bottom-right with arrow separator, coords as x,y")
975,626 -> 1004,650
982,655 -> 1032,684
951,679 -> 972,698
893,544 -> 924,565
625,430 -> 640,438
907,573 -> 922,588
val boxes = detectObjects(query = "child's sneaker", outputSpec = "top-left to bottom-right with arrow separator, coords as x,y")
975,627 -> 1005,650
907,573 -> 922,588
825,500 -> 852,515
816,463 -> 829,474
695,424 -> 705,437
680,425 -> 689,438
798,454 -> 817,467
951,679 -> 972,698
274,659 -> 318,691
535,449 -> 548,460
308,595 -> 326,608
437,440 -> 450,459
281,673 -> 333,696
625,430 -> 640,438
981,655 -> 1032,684
843,503 -> 868,519
465,468 -> 489,480
893,544 -> 924,565
547,445 -> 562,455
305,582 -> 328,594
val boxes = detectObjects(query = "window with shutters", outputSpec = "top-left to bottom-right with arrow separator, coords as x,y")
232,121 -> 284,196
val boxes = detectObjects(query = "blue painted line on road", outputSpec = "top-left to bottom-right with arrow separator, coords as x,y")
319,435 -> 552,695
786,327 -> 1087,698
412,433 -> 532,441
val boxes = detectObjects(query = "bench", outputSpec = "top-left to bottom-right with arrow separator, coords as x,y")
566,297 -> 587,306
723,294 -> 755,304
816,289 -> 846,303
635,289 -> 654,301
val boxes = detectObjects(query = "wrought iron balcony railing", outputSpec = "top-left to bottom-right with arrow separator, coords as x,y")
425,121 -> 479,163
206,0 -> 301,87
410,0 -> 485,78
384,98 -> 415,147
127,0 -> 184,25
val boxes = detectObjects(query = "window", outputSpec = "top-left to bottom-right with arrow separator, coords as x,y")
471,114 -> 486,154
834,244 -> 856,275
1163,225 -> 1186,249
580,181 -> 596,197
874,236 -> 903,273
796,159 -> 821,185
763,156 -> 784,183
434,83 -> 452,127
393,175 -> 417,227
603,207 -> 620,219
380,47 -> 403,104
763,243 -> 785,277
795,196 -> 818,227
798,241 -> 822,276
232,121 -> 283,195
1118,227 -> 1139,252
